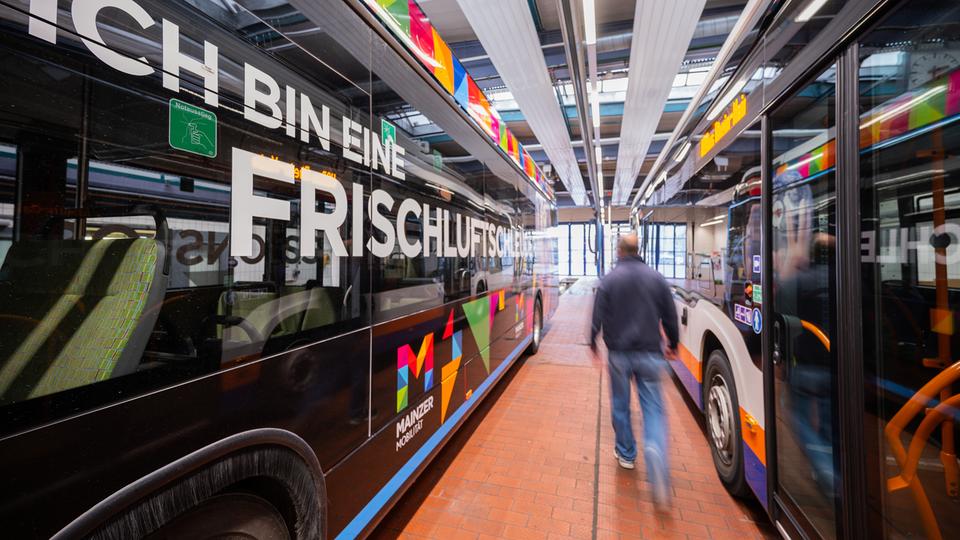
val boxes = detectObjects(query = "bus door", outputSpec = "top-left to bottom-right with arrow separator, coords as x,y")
768,63 -> 841,539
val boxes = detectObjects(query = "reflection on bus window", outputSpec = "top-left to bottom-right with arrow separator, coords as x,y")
770,62 -> 839,540
859,2 -> 960,538
0,6 -> 368,415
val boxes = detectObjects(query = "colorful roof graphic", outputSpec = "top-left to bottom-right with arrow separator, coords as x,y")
363,0 -> 554,201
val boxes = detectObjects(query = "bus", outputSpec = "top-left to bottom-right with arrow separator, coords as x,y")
0,0 -> 558,538
634,0 -> 960,538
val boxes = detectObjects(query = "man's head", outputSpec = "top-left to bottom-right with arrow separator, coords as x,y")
617,233 -> 639,258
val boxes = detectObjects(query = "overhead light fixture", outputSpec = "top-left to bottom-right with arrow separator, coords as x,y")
795,0 -> 829,23
583,0 -> 596,45
673,141 -> 691,162
699,219 -> 724,228
594,145 -> 602,164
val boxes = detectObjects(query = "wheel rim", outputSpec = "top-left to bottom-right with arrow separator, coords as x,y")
706,373 -> 735,467
533,305 -> 542,346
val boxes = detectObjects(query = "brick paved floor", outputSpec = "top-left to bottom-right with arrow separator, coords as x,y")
371,286 -> 777,540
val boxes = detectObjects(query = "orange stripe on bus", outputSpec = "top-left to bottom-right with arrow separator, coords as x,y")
739,407 -> 766,466
678,343 -> 701,383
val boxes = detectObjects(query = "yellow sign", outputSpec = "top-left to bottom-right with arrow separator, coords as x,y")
698,94 -> 747,158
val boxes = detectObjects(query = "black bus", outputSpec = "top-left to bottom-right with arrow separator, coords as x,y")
0,0 -> 558,538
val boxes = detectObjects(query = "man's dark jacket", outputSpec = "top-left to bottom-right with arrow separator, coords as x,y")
590,255 -> 679,352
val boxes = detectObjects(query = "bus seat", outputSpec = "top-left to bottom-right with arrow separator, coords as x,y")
0,237 -> 166,402
216,289 -> 305,342
301,286 -> 339,331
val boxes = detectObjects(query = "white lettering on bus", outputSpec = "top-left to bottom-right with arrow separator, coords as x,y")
396,396 -> 433,451
229,149 -> 523,260
24,0 -> 398,180
861,222 -> 960,265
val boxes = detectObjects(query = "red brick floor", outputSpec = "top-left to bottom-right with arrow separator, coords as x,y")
371,290 -> 777,540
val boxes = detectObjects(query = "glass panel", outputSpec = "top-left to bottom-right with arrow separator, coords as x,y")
0,0 -> 371,446
859,3 -> 960,538
369,64 -> 487,320
765,1 -> 845,89
770,62 -> 838,538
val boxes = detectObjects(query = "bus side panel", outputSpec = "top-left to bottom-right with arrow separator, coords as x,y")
328,292 -> 531,538
673,298 -> 706,409
674,296 -> 767,507
0,330 -> 371,539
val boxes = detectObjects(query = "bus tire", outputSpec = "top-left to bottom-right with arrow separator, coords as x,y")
703,349 -> 750,497
146,493 -> 289,539
526,296 -> 543,355
89,445 -> 324,540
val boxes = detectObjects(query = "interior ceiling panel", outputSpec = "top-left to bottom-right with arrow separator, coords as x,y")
456,0 -> 588,205
611,0 -> 706,205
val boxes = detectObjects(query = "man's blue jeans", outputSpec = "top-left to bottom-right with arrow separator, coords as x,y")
607,350 -> 669,486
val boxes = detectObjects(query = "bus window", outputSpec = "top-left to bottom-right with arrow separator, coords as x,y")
368,62 -> 487,322
769,62 -> 839,539
0,0 -> 371,436
859,2 -> 960,538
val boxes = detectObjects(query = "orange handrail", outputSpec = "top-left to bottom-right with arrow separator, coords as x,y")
884,361 -> 960,540
888,394 -> 960,491
800,319 -> 830,352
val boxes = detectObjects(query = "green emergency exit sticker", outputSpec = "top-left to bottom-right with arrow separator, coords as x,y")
381,119 -> 396,146
432,150 -> 443,171
169,99 -> 217,158
753,284 -> 762,304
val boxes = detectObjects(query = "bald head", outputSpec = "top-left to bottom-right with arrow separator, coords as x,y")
618,233 -> 638,258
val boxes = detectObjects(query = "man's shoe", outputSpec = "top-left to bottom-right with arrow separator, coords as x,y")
644,446 -> 671,508
614,449 -> 635,470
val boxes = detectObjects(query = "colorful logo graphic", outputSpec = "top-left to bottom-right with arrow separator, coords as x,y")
396,290 -> 509,421
397,334 -> 433,412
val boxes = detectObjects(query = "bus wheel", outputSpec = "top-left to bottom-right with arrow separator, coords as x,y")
147,493 -> 290,539
704,349 -> 749,497
527,297 -> 543,355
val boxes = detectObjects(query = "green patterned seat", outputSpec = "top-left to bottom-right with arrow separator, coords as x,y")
0,238 -> 166,403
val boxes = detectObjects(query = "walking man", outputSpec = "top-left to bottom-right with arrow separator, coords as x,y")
590,233 -> 679,507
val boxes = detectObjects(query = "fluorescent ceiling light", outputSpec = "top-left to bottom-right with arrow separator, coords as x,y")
591,97 -> 601,128
795,0 -> 829,23
595,145 -> 602,164
583,0 -> 596,45
673,141 -> 691,162
699,219 -> 724,228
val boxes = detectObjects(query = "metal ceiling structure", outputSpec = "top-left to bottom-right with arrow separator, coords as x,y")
611,0 -> 706,206
456,0 -> 589,206
417,0 -> 749,208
